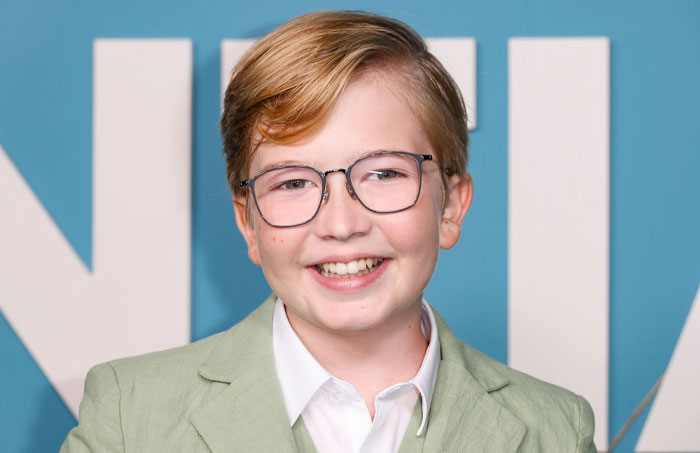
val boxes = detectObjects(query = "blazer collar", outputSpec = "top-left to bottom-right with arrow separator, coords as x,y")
409,311 -> 526,452
190,296 -> 526,452
190,295 -> 300,452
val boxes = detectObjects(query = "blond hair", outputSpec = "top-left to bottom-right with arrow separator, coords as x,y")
221,11 -> 468,197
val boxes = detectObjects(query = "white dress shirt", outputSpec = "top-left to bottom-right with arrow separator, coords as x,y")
272,299 -> 441,453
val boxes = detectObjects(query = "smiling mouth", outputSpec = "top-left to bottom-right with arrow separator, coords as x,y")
315,258 -> 385,278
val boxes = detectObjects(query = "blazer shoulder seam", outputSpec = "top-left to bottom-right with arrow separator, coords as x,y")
106,361 -> 127,453
574,393 -> 584,453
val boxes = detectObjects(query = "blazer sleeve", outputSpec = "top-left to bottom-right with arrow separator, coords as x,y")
575,394 -> 596,453
60,363 -> 125,453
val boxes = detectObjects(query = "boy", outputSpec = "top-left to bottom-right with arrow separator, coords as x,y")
62,11 -> 595,452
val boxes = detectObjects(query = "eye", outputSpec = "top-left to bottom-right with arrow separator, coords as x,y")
367,169 -> 403,181
279,179 -> 315,190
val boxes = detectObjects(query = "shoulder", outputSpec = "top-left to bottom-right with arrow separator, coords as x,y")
62,297 -> 277,452
78,328 -> 229,403
434,312 -> 595,452
105,328 -> 228,384
477,350 -> 595,452
61,329 -> 233,453
459,340 -> 584,407
105,295 -> 276,385
463,342 -> 594,430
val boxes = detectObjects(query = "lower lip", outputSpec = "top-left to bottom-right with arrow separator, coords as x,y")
307,259 -> 390,292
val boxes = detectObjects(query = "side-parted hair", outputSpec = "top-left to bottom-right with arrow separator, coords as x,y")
221,11 -> 468,198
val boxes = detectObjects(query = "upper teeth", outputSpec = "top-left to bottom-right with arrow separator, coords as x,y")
320,258 -> 381,275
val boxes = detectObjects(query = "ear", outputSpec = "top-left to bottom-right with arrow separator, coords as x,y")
439,173 -> 473,249
233,195 -> 262,266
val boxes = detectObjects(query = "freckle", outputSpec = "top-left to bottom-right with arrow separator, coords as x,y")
272,237 -> 276,242
280,239 -> 284,243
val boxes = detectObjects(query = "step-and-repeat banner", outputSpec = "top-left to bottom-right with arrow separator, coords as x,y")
1,1 -> 698,451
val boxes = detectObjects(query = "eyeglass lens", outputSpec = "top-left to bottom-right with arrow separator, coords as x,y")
252,153 -> 422,227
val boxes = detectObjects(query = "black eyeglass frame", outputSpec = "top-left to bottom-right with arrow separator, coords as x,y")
239,151 -> 433,228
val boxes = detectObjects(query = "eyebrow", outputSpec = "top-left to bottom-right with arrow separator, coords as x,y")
257,148 -> 405,173
258,160 -> 314,173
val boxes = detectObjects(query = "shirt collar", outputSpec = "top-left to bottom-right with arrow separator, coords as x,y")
272,299 -> 331,426
272,298 -> 441,436
409,299 -> 441,436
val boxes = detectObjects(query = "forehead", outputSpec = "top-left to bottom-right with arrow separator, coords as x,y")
248,72 -> 431,172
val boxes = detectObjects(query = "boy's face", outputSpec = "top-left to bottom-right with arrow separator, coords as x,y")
234,72 -> 472,337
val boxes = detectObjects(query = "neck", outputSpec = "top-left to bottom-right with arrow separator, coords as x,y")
286,301 -> 428,417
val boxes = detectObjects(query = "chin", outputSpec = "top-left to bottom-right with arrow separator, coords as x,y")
312,300 -> 400,334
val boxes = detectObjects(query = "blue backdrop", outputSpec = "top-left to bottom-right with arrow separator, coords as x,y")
0,1 -> 698,451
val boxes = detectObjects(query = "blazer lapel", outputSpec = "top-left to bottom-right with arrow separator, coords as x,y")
420,361 -> 526,452
187,297 -> 526,452
190,296 -> 299,452
412,312 -> 527,452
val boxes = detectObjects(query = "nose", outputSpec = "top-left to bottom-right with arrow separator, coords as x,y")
321,169 -> 356,202
314,172 -> 371,240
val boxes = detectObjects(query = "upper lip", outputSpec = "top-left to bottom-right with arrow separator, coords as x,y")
308,254 -> 388,266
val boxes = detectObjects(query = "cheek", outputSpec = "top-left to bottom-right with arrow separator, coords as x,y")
256,230 -> 300,293
384,199 -> 441,256
256,227 -> 303,268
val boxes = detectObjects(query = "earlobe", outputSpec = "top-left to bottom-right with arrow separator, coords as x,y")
439,173 -> 473,249
233,195 -> 262,266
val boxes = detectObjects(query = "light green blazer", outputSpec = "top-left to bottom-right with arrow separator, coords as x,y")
61,295 -> 595,452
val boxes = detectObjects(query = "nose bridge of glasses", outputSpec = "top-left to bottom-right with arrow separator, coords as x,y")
322,168 -> 357,201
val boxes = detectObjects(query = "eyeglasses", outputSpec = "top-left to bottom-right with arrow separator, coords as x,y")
240,151 -> 433,228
